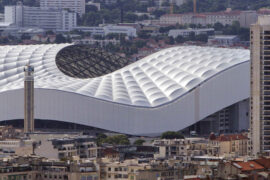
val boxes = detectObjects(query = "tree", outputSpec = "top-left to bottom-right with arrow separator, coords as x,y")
104,135 -> 130,145
196,34 -> 208,42
135,40 -> 146,48
166,36 -> 175,45
175,35 -> 185,43
161,131 -> 184,139
55,34 -> 67,44
86,5 -> 98,13
133,139 -> 145,146
21,33 -> 31,40
138,31 -> 151,39
124,13 -> 138,23
96,133 -> 107,146
152,10 -> 166,18
213,22 -> 224,31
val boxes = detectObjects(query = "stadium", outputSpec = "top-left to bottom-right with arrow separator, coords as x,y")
0,44 -> 250,135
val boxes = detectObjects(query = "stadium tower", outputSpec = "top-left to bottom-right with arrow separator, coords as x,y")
24,64 -> 34,134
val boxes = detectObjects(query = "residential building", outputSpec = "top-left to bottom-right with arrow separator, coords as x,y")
100,159 -> 182,180
0,156 -> 99,180
168,28 -> 214,38
217,160 -> 265,179
40,0 -> 85,16
160,9 -> 259,27
250,15 -> 270,156
153,138 -> 208,159
73,38 -> 120,47
74,25 -> 137,37
5,3 -> 77,31
104,25 -> 137,37
50,136 -> 99,159
208,134 -> 248,157
208,35 -> 240,46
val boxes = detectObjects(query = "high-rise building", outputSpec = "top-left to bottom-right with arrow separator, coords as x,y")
40,0 -> 85,16
24,65 -> 34,134
250,15 -> 270,155
5,3 -> 77,31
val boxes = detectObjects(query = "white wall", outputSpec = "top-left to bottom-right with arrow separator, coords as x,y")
0,62 -> 250,135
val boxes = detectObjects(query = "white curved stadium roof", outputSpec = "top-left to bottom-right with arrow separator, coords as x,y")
0,44 -> 250,134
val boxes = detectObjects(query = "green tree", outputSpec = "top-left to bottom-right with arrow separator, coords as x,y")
96,133 -> 107,146
166,36 -> 175,45
138,31 -> 151,39
104,135 -> 130,145
152,10 -> 166,18
175,35 -> 185,43
196,34 -> 208,42
133,139 -> 145,146
161,131 -> 184,139
213,22 -> 224,31
55,34 -> 67,43
86,5 -> 98,13
135,40 -> 146,48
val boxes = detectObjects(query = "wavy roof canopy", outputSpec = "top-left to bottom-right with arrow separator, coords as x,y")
0,44 -> 249,108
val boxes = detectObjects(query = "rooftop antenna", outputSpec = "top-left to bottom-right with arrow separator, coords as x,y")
170,2 -> 174,14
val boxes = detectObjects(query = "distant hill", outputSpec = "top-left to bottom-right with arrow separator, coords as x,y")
1,0 -> 270,15
176,0 -> 270,13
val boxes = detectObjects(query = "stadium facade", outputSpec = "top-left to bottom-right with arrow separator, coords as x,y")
0,44 -> 250,135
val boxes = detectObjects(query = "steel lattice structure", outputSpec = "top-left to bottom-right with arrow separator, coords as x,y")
56,45 -> 130,78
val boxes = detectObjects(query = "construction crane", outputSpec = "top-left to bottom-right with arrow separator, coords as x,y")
170,2 -> 174,14
193,0 -> 197,14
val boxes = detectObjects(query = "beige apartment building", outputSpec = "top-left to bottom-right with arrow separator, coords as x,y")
208,134 -> 248,157
250,15 -> 270,156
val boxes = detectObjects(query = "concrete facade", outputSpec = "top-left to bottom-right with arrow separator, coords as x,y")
250,15 -> 270,155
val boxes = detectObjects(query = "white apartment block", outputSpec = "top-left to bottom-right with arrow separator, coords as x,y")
4,5 -> 23,27
74,25 -> 137,37
168,28 -> 214,38
40,0 -> 85,16
104,25 -> 137,37
5,4 -> 77,31
160,9 -> 258,27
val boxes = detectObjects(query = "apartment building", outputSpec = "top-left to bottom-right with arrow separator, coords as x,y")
153,138 -> 208,158
100,159 -> 182,180
160,9 -> 257,27
74,25 -> 137,37
168,28 -> 214,38
51,136 -> 99,159
250,15 -> 270,155
40,0 -> 85,16
5,3 -> 77,31
0,156 -> 99,180
208,133 -> 248,157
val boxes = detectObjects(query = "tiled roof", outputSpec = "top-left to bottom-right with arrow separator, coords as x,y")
254,157 -> 270,169
215,134 -> 248,141
233,161 -> 264,172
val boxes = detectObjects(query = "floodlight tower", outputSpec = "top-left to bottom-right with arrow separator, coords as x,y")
24,64 -> 34,134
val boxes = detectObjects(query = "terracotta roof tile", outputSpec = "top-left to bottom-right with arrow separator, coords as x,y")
233,161 -> 264,172
215,134 -> 248,141
254,157 -> 270,169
